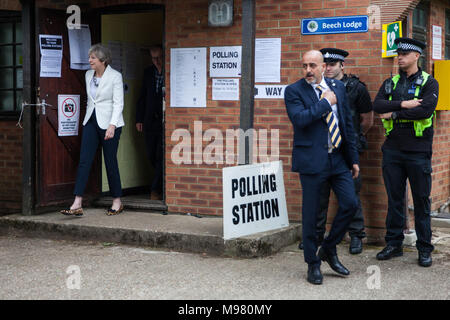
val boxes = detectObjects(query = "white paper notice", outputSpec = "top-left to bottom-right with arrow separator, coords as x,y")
210,46 -> 242,77
68,24 -> 91,70
255,85 -> 287,99
58,94 -> 80,136
213,78 -> 239,101
255,38 -> 281,83
170,47 -> 207,108
432,25 -> 442,60
39,34 -> 63,78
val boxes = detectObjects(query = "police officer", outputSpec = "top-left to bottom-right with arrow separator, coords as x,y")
373,37 -> 439,267
298,48 -> 373,254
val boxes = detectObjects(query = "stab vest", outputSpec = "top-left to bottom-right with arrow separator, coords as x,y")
382,71 -> 435,137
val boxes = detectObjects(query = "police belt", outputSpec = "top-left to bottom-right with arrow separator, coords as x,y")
393,119 -> 414,129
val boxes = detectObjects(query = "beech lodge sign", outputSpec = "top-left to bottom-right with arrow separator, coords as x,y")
302,15 -> 369,35
222,161 -> 289,240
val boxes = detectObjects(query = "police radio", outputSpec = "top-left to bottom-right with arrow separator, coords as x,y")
385,72 -> 393,95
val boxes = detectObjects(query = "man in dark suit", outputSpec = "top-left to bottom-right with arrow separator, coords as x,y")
136,46 -> 164,200
284,50 -> 360,285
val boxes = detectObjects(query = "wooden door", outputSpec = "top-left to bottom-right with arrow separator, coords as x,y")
36,8 -> 100,207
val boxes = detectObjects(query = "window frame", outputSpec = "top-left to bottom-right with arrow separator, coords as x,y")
445,9 -> 450,59
0,10 -> 22,119
412,1 -> 429,72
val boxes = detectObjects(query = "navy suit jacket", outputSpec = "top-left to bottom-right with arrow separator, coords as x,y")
284,77 -> 359,174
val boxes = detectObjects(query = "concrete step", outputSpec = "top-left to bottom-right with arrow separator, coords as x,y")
0,209 -> 300,258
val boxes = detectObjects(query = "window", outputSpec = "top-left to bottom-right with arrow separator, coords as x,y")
0,11 -> 22,116
445,10 -> 450,59
412,1 -> 429,72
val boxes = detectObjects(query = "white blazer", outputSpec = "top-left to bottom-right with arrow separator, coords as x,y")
83,65 -> 125,130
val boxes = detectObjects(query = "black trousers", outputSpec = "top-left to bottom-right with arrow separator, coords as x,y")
144,125 -> 163,194
299,150 -> 358,266
382,147 -> 434,253
316,174 -> 366,240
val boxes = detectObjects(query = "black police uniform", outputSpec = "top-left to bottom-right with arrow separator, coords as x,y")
373,38 -> 439,257
315,48 -> 373,246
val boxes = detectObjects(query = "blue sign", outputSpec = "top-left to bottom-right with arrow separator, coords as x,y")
302,15 -> 368,35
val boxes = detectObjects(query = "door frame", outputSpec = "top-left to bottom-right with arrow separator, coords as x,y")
20,2 -> 167,215
21,0 -> 37,215
97,3 -> 166,203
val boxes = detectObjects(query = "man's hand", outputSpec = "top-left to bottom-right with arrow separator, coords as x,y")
136,123 -> 143,132
401,99 -> 422,109
379,112 -> 393,119
322,90 -> 337,106
352,164 -> 360,179
105,124 -> 116,140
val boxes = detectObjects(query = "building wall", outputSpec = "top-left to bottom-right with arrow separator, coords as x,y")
0,1 -> 21,214
0,0 -> 448,242
163,0 -> 450,242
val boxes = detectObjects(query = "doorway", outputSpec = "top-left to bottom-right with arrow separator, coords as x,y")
98,9 -> 165,209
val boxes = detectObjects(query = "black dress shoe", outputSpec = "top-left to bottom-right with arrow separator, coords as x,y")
349,237 -> 363,254
307,265 -> 323,285
376,245 -> 403,260
298,242 -> 304,250
318,247 -> 350,276
418,251 -> 432,267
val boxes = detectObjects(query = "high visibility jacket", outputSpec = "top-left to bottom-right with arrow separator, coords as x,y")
382,71 -> 435,137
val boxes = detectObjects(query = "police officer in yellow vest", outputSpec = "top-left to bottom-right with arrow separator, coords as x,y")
374,37 -> 439,267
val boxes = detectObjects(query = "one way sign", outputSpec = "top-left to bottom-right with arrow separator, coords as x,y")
254,85 -> 287,99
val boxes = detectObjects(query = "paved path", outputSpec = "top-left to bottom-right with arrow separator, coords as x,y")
1,234 -> 449,300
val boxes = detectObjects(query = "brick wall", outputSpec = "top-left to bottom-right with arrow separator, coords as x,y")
164,0 -> 242,217
163,0 -> 450,243
0,120 -> 23,214
428,0 -> 450,213
0,1 -> 21,214
0,0 -> 448,241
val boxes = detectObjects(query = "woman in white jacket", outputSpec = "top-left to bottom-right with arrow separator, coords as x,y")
61,43 -> 124,216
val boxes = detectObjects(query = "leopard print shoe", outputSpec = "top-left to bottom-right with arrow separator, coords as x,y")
60,207 -> 84,216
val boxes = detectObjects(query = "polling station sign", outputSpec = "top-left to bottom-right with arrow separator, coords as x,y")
302,15 -> 368,35
210,46 -> 241,78
223,161 -> 289,240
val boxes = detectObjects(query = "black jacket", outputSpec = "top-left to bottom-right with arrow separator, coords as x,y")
135,65 -> 164,132
373,68 -> 439,152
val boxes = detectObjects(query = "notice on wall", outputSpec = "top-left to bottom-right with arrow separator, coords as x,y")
58,94 -> 80,136
222,160 -> 289,240
255,38 -> 281,83
170,47 -> 207,108
255,85 -> 287,99
39,34 -> 63,78
210,46 -> 241,78
432,25 -> 442,60
68,24 -> 91,70
212,78 -> 239,101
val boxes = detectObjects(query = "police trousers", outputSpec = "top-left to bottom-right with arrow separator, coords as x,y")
382,147 -> 434,253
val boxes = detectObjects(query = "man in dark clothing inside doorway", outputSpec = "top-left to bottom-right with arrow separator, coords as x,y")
136,45 -> 164,200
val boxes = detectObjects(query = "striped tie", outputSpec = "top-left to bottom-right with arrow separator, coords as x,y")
317,85 -> 341,149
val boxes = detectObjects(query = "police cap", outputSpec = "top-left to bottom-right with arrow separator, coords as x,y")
320,48 -> 349,62
394,37 -> 426,54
